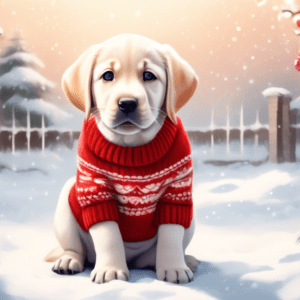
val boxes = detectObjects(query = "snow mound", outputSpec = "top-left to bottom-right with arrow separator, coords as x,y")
262,87 -> 293,99
5,94 -> 72,123
0,66 -> 55,90
0,52 -> 45,69
1,147 -> 300,299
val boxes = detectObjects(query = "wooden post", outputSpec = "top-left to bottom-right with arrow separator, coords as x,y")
12,106 -> 15,155
226,106 -> 230,154
41,114 -> 45,153
240,105 -> 244,154
210,109 -> 215,154
27,109 -> 31,154
262,88 -> 294,163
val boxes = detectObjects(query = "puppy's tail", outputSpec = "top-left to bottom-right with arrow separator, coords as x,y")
44,245 -> 64,262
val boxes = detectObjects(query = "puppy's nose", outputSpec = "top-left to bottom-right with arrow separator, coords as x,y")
118,98 -> 138,114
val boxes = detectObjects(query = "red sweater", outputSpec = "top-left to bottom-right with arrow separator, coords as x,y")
69,116 -> 193,242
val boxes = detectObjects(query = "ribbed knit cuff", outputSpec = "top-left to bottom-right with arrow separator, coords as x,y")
82,201 -> 120,231
156,203 -> 192,229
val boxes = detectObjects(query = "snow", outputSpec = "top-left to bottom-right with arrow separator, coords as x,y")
0,143 -> 300,300
0,66 -> 55,91
257,0 -> 300,11
290,96 -> 300,110
262,87 -> 293,99
0,27 -> 3,35
0,52 -> 45,69
5,94 -> 72,124
256,0 -> 268,7
281,0 -> 300,13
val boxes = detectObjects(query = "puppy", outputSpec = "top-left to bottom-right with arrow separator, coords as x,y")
45,34 -> 200,284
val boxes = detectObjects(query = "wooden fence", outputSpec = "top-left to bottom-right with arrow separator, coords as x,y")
0,106 -> 269,154
186,106 -> 269,155
1,102 -> 299,164
0,109 -> 79,153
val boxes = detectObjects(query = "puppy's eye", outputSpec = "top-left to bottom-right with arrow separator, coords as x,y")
102,71 -> 114,81
143,71 -> 156,81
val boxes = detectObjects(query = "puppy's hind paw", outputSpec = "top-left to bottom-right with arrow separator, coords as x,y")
52,252 -> 84,275
185,255 -> 201,273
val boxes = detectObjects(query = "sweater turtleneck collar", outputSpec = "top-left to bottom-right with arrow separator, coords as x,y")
84,116 -> 179,167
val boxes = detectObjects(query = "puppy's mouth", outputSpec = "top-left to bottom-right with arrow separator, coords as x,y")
112,119 -> 144,135
91,107 -> 166,135
118,121 -> 136,127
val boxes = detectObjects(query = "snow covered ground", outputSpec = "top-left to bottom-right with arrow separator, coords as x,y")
0,143 -> 300,300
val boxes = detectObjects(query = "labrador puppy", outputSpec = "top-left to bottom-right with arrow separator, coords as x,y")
45,34 -> 200,284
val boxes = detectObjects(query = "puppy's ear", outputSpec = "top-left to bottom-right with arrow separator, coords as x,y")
162,45 -> 198,124
62,45 -> 101,120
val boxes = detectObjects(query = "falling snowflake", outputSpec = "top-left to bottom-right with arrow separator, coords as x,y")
256,0 -> 267,7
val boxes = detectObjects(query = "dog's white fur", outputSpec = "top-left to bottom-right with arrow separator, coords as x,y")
45,34 -> 199,284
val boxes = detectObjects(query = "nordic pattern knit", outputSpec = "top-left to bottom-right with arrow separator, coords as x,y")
69,116 -> 193,243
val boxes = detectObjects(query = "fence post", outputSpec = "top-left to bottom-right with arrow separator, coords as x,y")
262,87 -> 294,163
210,109 -> 215,154
226,106 -> 230,154
254,110 -> 260,151
41,114 -> 45,153
12,107 -> 16,155
26,109 -> 31,154
240,105 -> 244,154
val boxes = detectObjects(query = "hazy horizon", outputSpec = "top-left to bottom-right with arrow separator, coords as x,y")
1,0 -> 300,127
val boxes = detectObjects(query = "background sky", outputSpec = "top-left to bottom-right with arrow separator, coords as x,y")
0,0 -> 300,127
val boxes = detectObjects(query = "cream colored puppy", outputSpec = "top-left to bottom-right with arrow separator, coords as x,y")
45,34 -> 199,284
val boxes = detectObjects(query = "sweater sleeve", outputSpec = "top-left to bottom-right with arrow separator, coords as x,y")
69,158 -> 120,231
155,160 -> 193,229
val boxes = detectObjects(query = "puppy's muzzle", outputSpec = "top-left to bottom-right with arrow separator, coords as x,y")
118,98 -> 138,114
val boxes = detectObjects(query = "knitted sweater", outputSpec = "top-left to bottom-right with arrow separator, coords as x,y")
69,116 -> 193,243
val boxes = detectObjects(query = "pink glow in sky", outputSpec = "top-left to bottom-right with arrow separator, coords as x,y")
0,0 -> 300,126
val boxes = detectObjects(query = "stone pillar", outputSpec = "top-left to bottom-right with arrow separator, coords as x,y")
263,88 -> 294,163
268,96 -> 280,163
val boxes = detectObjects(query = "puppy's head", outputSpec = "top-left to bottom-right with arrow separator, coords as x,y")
62,34 -> 198,139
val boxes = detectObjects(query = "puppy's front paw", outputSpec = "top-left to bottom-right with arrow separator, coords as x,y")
91,267 -> 129,284
156,267 -> 193,284
52,252 -> 84,275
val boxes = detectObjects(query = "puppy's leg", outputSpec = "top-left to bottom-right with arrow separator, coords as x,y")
156,215 -> 199,284
52,177 -> 85,275
183,216 -> 200,273
89,221 -> 129,284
